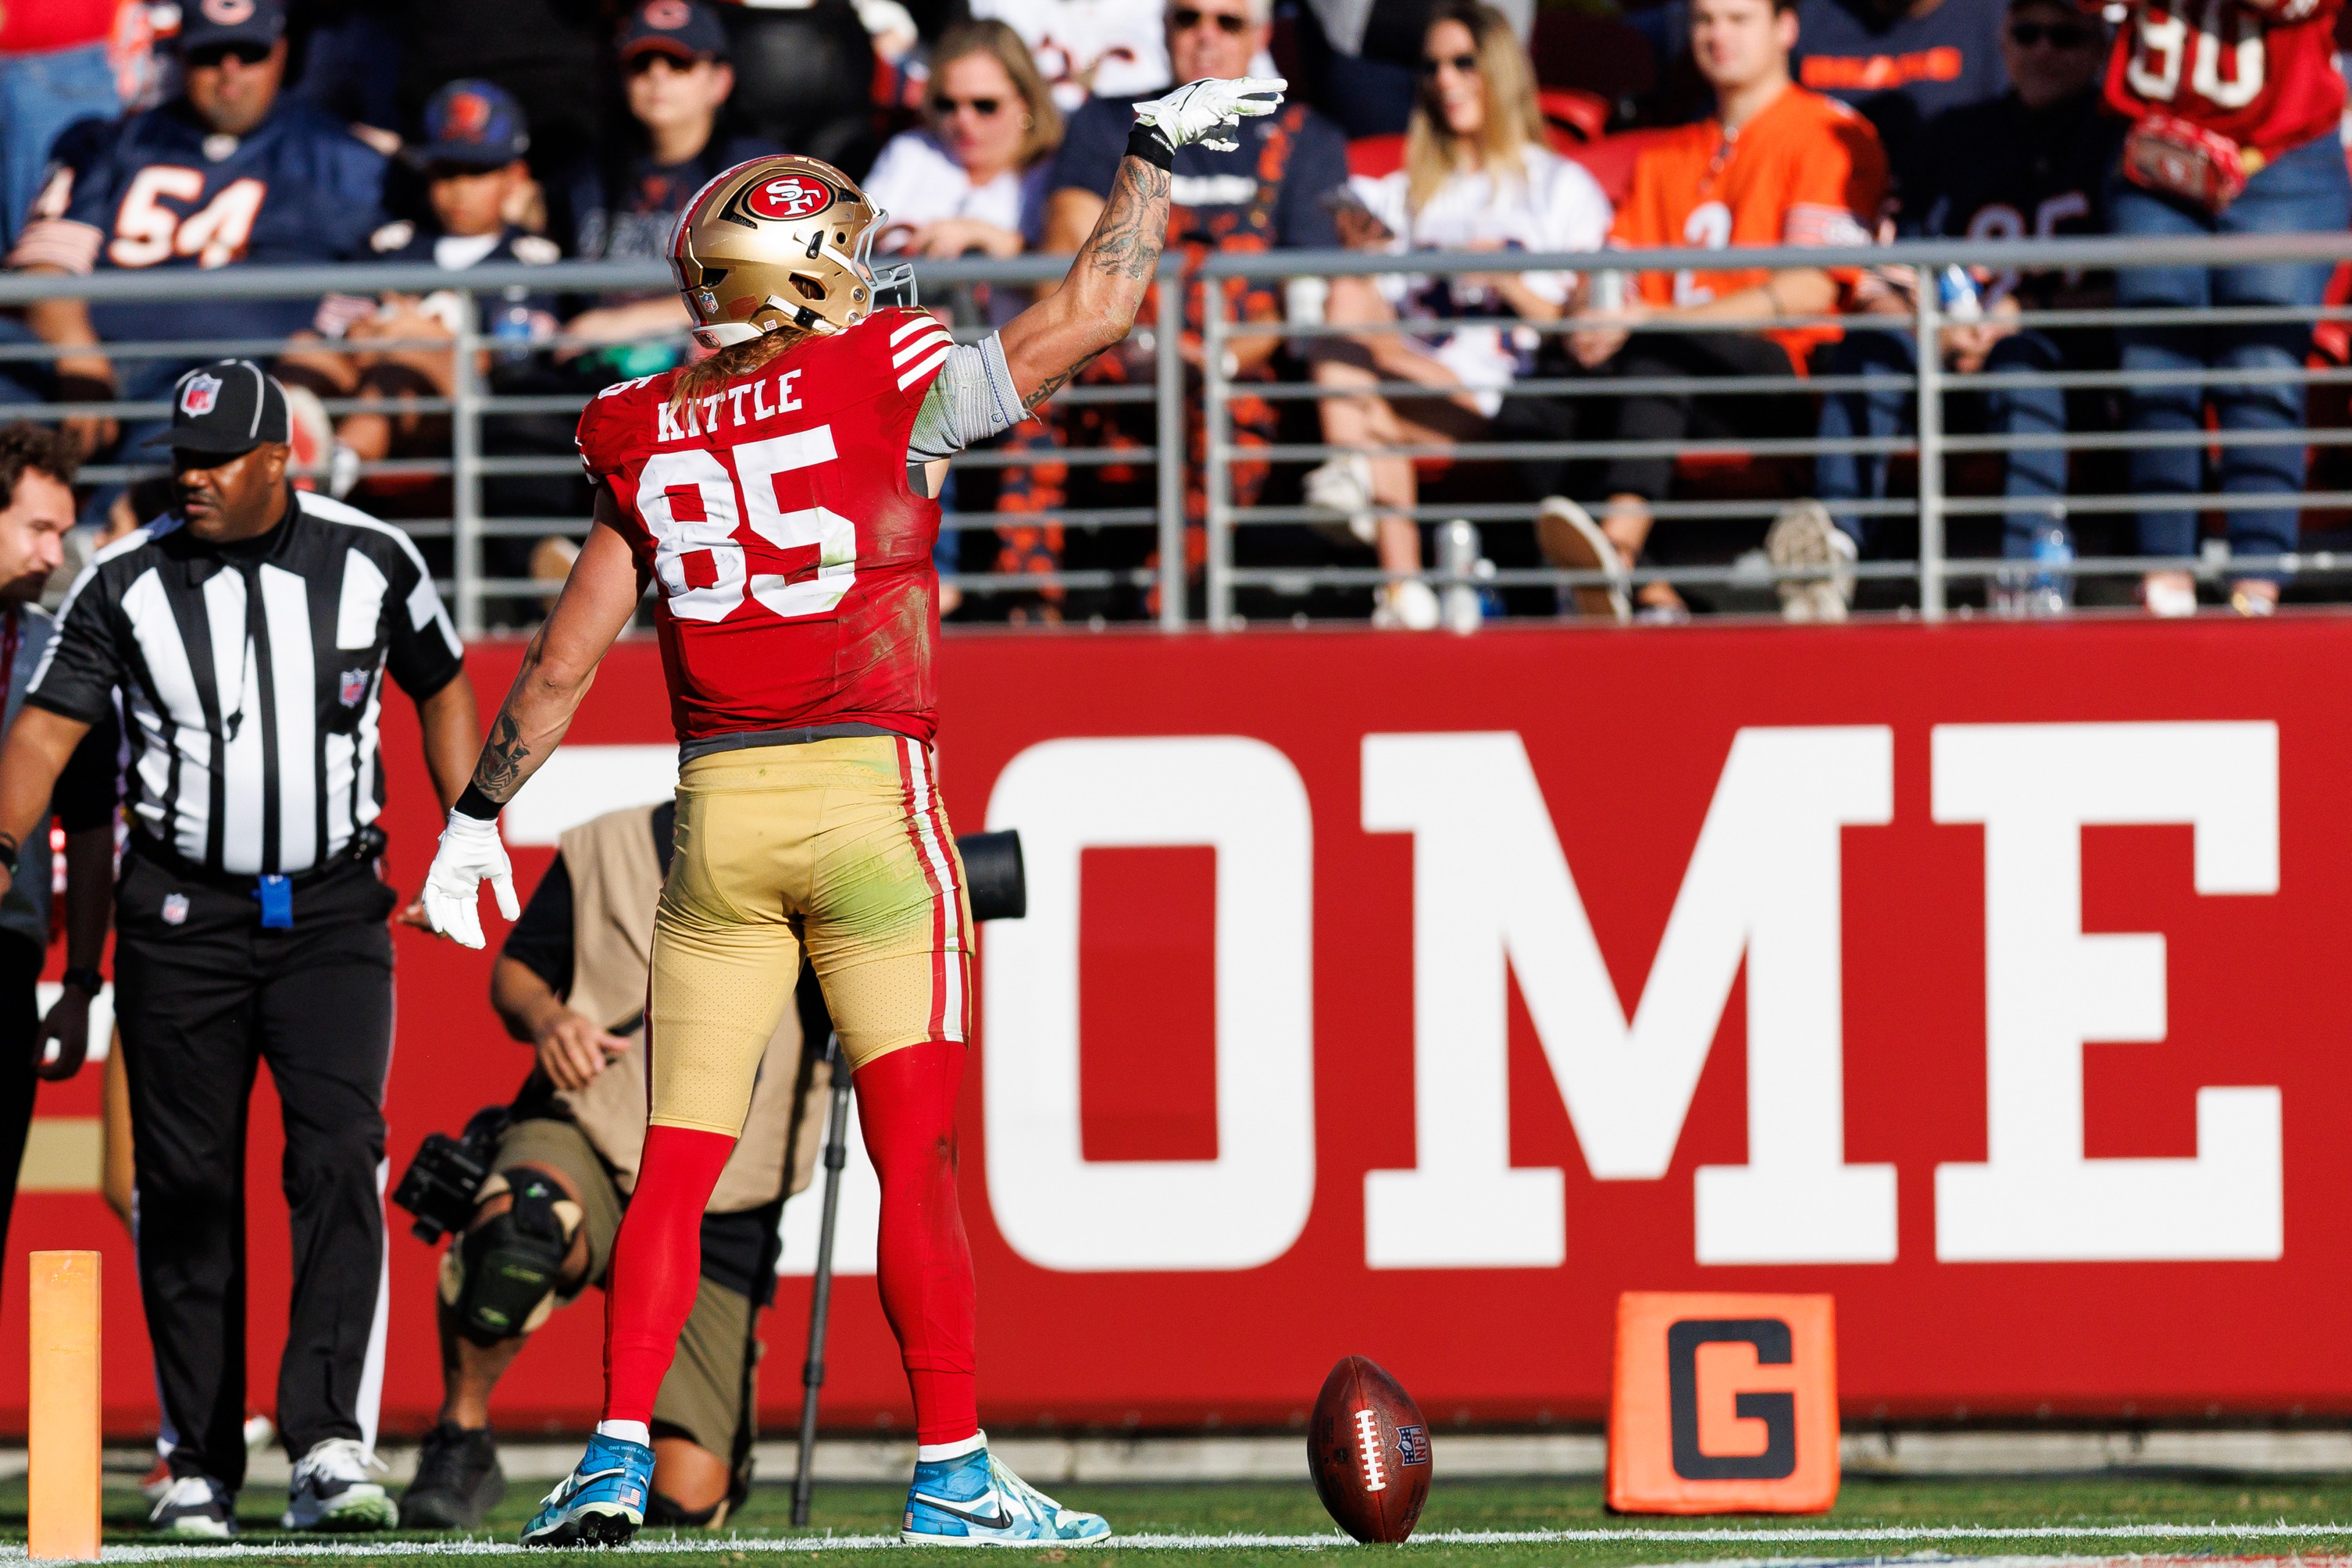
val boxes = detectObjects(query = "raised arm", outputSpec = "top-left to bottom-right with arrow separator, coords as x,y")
419,490 -> 646,948
998,77 -> 1286,410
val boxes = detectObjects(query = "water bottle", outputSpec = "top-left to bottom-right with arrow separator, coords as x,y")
2028,514 -> 2073,616
1937,265 -> 1983,325
1436,519 -> 1485,635
491,288 -> 535,365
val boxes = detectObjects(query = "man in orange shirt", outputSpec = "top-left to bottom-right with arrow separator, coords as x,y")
1549,0 -> 1885,618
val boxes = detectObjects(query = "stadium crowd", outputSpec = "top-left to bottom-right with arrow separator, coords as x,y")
0,0 -> 2342,1538
3,0 -> 2350,628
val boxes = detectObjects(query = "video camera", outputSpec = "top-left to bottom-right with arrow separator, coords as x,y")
391,829 -> 1026,1241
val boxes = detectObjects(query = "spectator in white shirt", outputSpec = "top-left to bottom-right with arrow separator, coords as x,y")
863,20 -> 1061,273
1310,0 -> 1610,627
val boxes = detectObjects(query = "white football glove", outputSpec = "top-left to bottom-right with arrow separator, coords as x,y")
1133,75 -> 1287,154
421,809 -> 519,951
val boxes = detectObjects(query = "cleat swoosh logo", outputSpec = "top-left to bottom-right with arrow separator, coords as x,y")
913,1490 -> 1014,1531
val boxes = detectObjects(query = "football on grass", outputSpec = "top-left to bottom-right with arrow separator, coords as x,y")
1308,1355 -> 1433,1542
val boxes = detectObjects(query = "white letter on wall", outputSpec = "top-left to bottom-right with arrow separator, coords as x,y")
1931,722 -> 2282,1262
1360,728 -> 1894,1269
983,736 -> 1314,1272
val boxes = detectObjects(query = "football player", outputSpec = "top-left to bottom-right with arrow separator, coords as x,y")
416,74 -> 1286,1548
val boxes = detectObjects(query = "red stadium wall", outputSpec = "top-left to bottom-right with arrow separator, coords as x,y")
2,616 -> 2350,1438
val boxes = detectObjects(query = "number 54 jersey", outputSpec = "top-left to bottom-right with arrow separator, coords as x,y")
576,309 -> 960,745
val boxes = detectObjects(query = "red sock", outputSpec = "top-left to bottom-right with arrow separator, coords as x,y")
603,1123 -> 734,1427
855,1039 -> 979,1446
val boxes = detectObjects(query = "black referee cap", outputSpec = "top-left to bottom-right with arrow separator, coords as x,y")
146,360 -> 290,456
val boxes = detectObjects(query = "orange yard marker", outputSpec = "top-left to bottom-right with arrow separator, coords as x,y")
29,1251 -> 101,1561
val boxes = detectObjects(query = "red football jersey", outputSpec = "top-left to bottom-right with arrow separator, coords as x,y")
576,308 -> 957,744
2105,0 -> 2346,156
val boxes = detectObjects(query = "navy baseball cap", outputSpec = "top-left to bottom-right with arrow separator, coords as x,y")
178,0 -> 288,51
412,80 -> 531,169
146,361 -> 290,456
619,0 -> 729,62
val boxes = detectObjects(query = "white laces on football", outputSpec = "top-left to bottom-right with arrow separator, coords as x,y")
1132,75 -> 1288,153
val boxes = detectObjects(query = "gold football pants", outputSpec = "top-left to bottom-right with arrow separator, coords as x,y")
647,735 -> 971,1136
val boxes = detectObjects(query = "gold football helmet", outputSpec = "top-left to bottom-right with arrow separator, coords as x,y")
667,154 -> 916,349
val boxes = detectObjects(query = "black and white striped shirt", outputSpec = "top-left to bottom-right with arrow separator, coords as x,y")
28,490 -> 465,878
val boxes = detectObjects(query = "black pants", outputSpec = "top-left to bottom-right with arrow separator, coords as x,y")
0,935 -> 44,1297
1603,330 -> 1806,501
114,848 -> 396,1489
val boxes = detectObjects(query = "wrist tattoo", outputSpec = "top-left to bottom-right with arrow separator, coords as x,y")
473,710 -> 530,803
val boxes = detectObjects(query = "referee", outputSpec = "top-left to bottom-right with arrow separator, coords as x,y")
0,361 -> 481,1539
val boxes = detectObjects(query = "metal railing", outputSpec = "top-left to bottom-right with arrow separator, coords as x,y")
7,231 -> 2352,631
0,254 -> 1187,635
1201,231 -> 2352,627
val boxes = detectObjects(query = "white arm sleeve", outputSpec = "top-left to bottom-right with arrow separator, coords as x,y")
907,332 -> 1027,466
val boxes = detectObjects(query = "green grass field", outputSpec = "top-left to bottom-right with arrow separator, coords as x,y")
6,1471 -> 2352,1565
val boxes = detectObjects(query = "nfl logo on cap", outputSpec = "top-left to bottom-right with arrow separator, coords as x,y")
180,372 -> 223,418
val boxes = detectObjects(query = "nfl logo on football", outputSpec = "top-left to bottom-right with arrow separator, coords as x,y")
179,372 -> 222,418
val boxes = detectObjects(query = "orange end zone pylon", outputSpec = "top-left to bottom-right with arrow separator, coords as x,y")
29,1250 -> 102,1561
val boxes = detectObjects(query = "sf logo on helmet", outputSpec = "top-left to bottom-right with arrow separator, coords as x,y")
202,0 -> 257,21
749,175 -> 834,221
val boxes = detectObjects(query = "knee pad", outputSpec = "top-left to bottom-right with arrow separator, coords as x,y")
437,1170 -> 581,1342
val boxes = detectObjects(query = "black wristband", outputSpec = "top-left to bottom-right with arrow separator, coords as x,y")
0,836 -> 20,875
454,783 -> 502,823
60,967 -> 103,997
1125,124 -> 1175,172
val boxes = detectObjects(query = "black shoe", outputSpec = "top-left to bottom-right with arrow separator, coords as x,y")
400,1422 -> 506,1529
149,1474 -> 237,1537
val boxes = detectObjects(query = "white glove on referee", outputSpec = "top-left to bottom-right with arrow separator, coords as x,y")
421,809 -> 519,951
1133,75 -> 1287,154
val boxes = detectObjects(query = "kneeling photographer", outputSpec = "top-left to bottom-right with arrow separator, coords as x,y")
398,800 -> 826,1530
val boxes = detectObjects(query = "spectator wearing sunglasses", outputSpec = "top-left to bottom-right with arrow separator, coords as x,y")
1310,0 -> 1611,628
865,21 -> 1063,274
0,0 -> 122,251
993,0 -> 1346,620
1778,0 -> 2118,619
550,0 -> 782,375
7,0 -> 390,462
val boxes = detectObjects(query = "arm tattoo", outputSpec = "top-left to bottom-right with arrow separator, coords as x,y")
1023,348 -> 1107,413
473,709 -> 530,803
1078,156 -> 1170,285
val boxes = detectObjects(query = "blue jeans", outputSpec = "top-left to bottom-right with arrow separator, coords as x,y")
1815,323 -> 2075,557
0,42 -> 119,250
2110,131 -> 2352,570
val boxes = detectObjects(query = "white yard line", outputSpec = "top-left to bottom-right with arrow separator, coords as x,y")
12,1523 -> 2352,1561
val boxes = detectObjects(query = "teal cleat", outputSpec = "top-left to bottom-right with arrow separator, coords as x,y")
520,1432 -> 652,1548
902,1439 -> 1112,1546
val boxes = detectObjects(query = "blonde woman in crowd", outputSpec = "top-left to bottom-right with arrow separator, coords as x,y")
864,20 -> 1063,270
1312,0 -> 1608,627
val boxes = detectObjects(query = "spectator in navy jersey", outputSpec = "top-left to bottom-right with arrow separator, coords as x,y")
6,0 -> 386,461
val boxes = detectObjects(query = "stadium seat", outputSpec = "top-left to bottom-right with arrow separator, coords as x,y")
1346,134 -> 1405,180
1530,10 -> 1657,118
